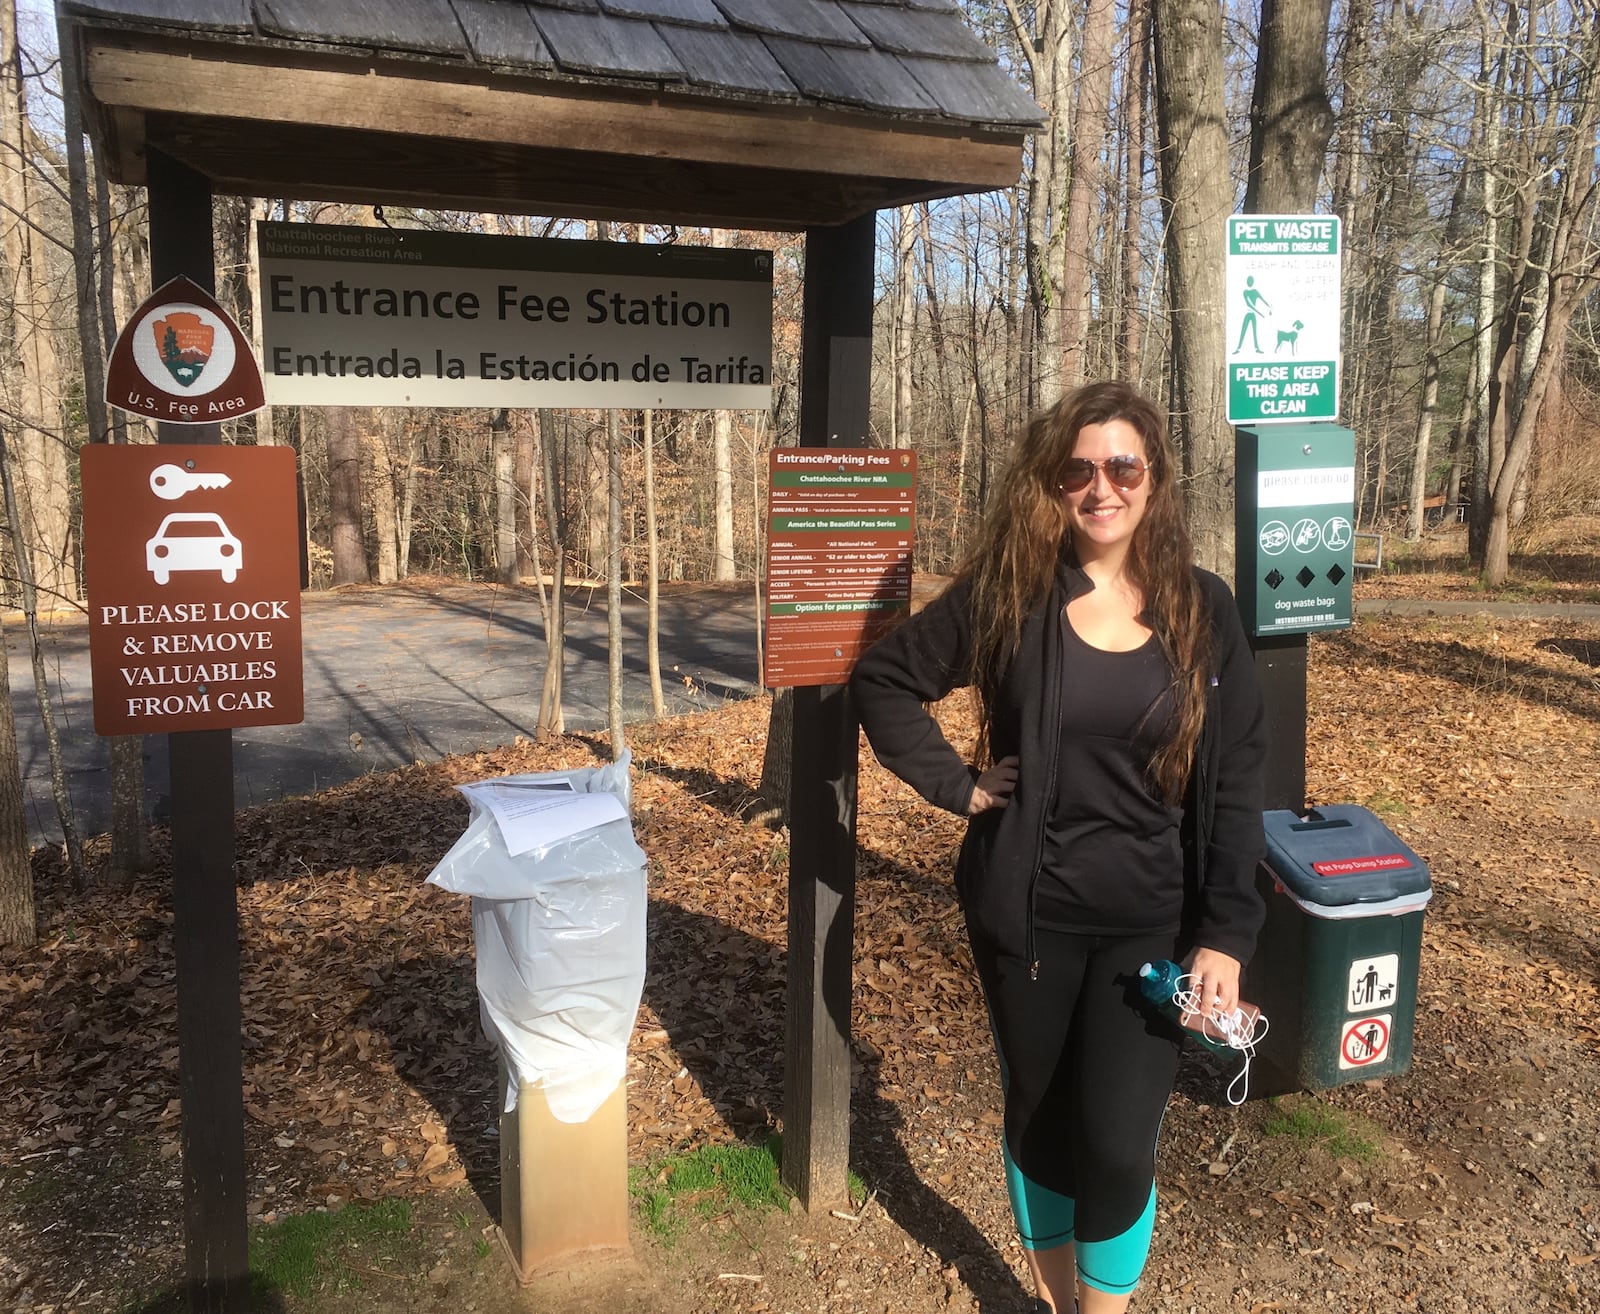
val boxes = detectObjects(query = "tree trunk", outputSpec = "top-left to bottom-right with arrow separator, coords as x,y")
1152,0 -> 1234,574
516,416 -> 537,579
1406,169 -> 1468,541
59,32 -> 149,877
1013,0 -> 1070,409
755,687 -> 793,828
369,419 -> 400,584
538,408 -> 567,736
606,409 -> 626,760
1,0 -> 75,605
643,409 -> 665,718
326,408 -> 370,585
246,199 -> 276,445
1120,0 -> 1151,383
1243,0 -> 1335,213
892,206 -> 916,444
0,608 -> 33,947
492,408 -> 518,585
712,408 -> 736,580
0,426 -> 83,888
1060,0 -> 1116,389
93,170 -> 128,444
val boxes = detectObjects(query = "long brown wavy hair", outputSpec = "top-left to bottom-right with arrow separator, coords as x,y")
958,381 -> 1211,803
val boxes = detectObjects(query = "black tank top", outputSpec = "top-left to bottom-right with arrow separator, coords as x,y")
1034,612 -> 1184,934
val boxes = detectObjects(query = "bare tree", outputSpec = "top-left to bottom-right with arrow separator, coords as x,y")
1152,0 -> 1234,573
605,408 -> 625,759
1060,0 -> 1116,389
537,408 -> 567,737
326,407 -> 370,585
1,0 -> 75,603
0,603 -> 33,947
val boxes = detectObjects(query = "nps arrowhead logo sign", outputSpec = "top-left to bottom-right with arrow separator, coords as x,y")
106,276 -> 266,424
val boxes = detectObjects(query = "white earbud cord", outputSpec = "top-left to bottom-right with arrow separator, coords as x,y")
1169,973 -> 1271,1105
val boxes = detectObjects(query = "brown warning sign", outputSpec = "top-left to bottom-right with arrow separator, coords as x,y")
105,276 -> 266,424
80,444 -> 303,735
763,449 -> 915,688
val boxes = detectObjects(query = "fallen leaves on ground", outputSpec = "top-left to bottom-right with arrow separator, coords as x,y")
2,606 -> 1600,1314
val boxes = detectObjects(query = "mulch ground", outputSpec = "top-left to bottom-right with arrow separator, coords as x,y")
3,564 -> 1600,1313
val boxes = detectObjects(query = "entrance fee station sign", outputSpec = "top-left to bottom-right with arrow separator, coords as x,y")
1234,424 -> 1356,638
1226,215 -> 1342,424
764,450 -> 916,688
257,222 -> 773,410
80,444 -> 304,735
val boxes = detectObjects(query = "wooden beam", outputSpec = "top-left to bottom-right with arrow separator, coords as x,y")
83,38 -> 1024,194
782,213 -> 874,1213
138,113 -> 973,230
148,148 -> 250,1314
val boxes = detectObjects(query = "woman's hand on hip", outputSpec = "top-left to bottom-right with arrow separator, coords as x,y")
967,755 -> 1019,814
1183,947 -> 1243,1016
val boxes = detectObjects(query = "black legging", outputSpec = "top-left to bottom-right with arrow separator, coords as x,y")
969,924 -> 1184,1290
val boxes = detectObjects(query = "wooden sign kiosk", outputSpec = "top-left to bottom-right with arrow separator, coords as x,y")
59,2 -> 1036,1306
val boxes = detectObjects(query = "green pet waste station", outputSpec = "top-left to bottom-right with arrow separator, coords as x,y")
1245,805 -> 1432,1095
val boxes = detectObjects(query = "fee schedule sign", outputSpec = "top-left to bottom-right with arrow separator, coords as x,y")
764,450 -> 916,688
258,223 -> 772,410
1225,215 -> 1341,424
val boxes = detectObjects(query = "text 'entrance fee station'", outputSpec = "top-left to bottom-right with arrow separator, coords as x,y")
80,444 -> 303,735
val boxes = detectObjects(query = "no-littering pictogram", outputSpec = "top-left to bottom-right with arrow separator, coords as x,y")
1339,1014 -> 1391,1070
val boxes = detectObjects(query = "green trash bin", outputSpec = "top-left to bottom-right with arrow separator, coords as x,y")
1243,805 -> 1432,1096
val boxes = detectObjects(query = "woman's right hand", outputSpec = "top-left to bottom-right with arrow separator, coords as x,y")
967,755 -> 1019,814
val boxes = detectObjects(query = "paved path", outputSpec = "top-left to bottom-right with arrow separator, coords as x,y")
1356,596 -> 1600,620
11,584 -> 1597,848
8,582 -> 762,846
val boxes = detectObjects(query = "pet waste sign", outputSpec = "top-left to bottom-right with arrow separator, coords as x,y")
80,445 -> 304,736
1225,215 -> 1341,424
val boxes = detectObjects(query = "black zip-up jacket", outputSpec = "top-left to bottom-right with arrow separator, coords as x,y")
851,558 -> 1267,968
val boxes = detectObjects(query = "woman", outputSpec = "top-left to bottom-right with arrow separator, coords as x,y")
850,381 -> 1266,1314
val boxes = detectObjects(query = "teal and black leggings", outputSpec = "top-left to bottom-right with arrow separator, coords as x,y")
969,926 -> 1184,1296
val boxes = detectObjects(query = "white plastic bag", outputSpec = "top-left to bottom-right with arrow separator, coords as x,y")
426,752 -> 647,1121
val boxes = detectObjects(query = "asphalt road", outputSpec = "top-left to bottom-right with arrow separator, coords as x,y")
7,582 -> 762,847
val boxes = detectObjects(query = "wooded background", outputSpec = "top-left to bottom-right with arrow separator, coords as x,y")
1,0 -> 1598,936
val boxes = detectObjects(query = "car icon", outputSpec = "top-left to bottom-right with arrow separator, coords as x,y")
146,512 -> 242,585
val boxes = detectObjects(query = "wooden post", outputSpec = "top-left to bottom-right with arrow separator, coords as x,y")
782,213 -> 874,1211
147,148 -> 250,1313
1252,637 -> 1306,812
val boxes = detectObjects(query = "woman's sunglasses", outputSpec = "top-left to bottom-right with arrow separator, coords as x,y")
1059,455 -> 1148,493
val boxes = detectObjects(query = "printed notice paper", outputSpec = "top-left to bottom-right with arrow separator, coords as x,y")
458,777 -> 626,855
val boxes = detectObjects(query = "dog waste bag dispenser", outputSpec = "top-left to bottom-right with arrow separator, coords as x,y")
426,752 -> 646,1276
1245,805 -> 1431,1094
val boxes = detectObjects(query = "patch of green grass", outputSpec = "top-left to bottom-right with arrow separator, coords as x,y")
631,1135 -> 793,1243
12,1170 -> 63,1207
1263,1098 -> 1378,1161
248,1198 -> 414,1300
1360,789 -> 1410,821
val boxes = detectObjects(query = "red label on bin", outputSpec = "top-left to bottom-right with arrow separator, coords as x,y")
1311,853 -> 1410,877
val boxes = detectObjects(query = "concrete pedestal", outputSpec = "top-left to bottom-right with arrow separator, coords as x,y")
496,1078 -> 630,1282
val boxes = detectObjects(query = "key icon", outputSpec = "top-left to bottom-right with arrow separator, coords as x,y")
150,463 -> 232,500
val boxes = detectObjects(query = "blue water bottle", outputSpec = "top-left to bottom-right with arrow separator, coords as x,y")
1138,959 -> 1238,1058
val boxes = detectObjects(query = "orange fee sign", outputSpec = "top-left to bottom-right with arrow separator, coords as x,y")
80,444 -> 303,735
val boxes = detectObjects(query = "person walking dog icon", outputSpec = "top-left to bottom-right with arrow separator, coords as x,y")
1234,277 -> 1271,354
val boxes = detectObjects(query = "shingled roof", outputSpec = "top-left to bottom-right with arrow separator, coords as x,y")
60,0 -> 1040,229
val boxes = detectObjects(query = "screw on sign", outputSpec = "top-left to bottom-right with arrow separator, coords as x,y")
1339,1015 -> 1391,1070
